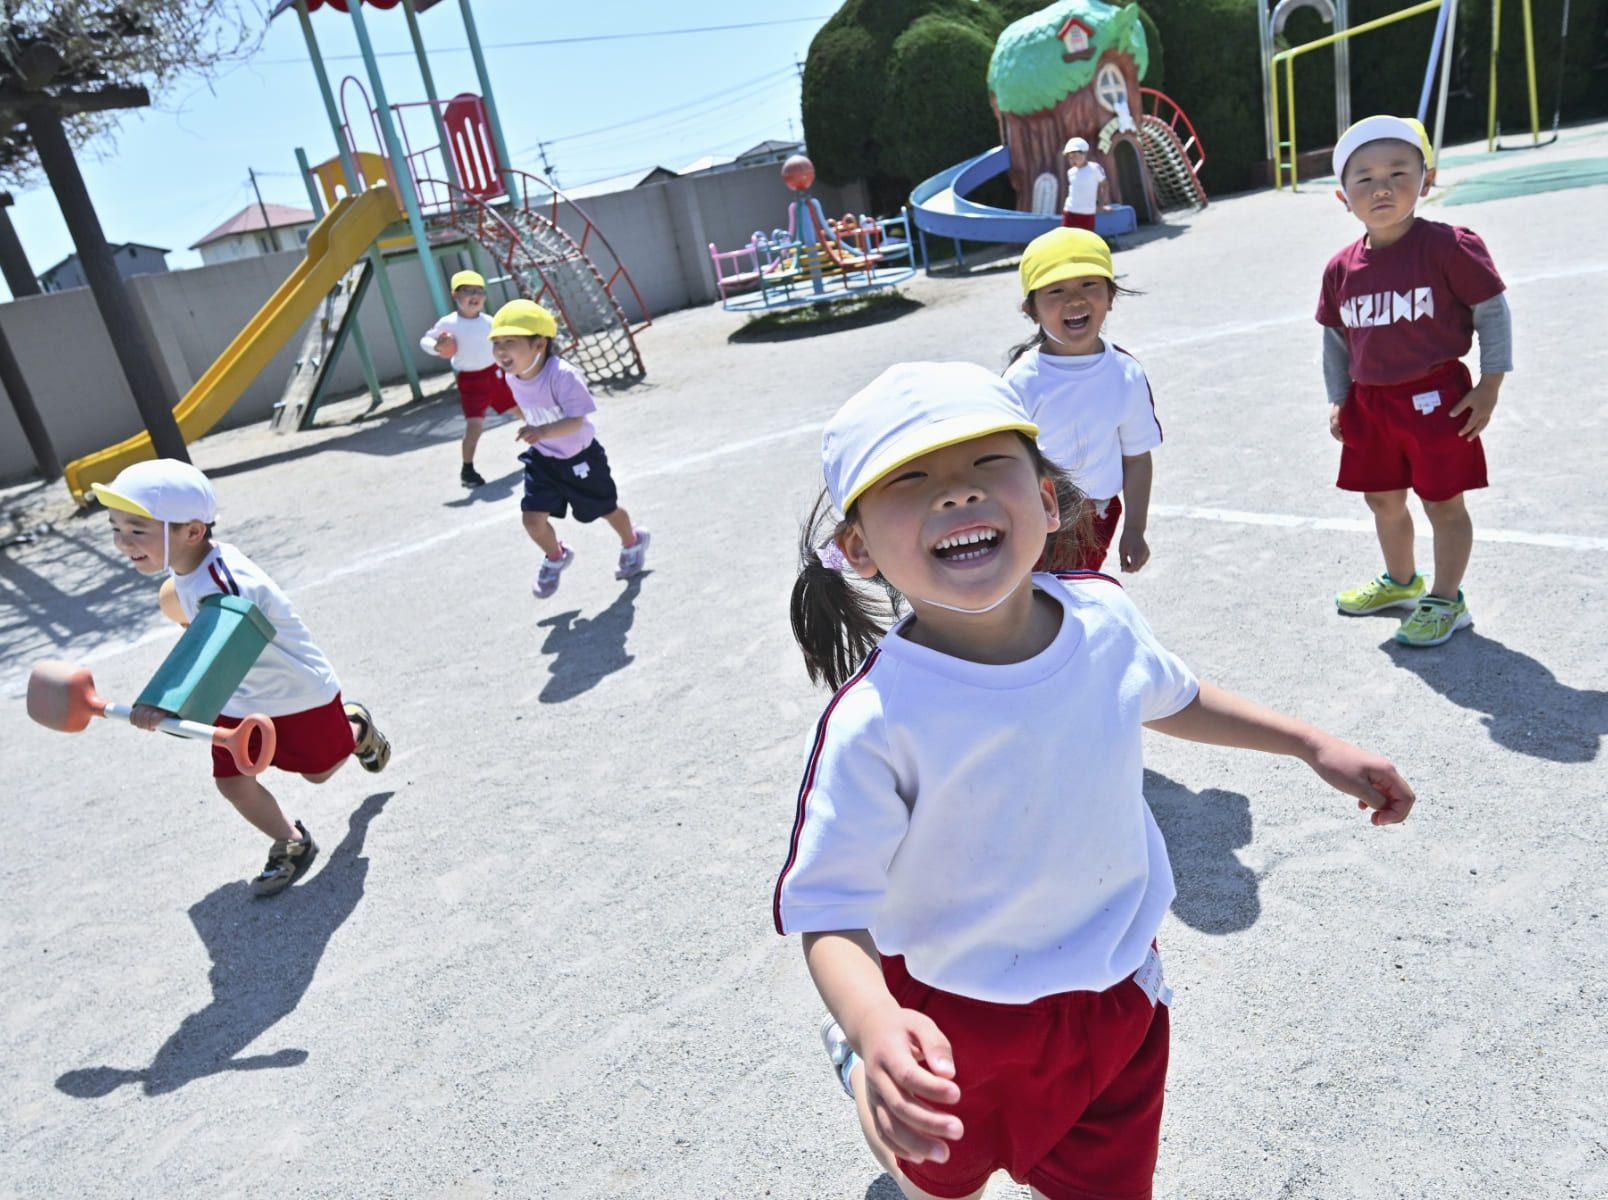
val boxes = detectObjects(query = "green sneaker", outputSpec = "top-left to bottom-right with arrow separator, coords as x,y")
1394,593 -> 1472,647
1335,572 -> 1426,615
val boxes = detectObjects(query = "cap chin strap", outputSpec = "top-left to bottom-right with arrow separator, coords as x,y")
916,586 -> 1018,615
162,522 -> 170,572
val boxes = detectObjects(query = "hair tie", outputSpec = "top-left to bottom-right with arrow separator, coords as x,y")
816,541 -> 849,571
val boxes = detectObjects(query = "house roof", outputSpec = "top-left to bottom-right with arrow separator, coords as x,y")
562,166 -> 678,200
190,203 -> 317,249
39,243 -> 171,278
735,139 -> 803,161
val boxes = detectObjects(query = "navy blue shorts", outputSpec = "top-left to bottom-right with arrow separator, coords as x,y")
520,440 -> 619,521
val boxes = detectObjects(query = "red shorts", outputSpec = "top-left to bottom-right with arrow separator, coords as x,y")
457,365 -> 516,420
1038,494 -> 1122,574
1337,360 -> 1487,502
1062,211 -> 1097,230
212,692 -> 354,779
884,953 -> 1170,1200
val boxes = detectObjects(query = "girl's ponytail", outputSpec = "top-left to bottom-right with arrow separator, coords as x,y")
789,491 -> 901,691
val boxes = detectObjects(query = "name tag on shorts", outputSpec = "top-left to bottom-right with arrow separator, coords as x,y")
1412,390 -> 1442,414
1133,944 -> 1173,1007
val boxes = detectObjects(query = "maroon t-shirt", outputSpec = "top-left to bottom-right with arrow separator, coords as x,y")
1315,218 -> 1505,386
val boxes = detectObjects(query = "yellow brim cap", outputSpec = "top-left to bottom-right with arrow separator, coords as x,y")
451,270 -> 486,290
1020,227 -> 1113,295
488,299 -> 558,339
90,482 -> 153,517
89,459 -> 216,523
1334,115 -> 1434,180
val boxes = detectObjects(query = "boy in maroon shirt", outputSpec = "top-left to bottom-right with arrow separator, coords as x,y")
1317,115 -> 1512,647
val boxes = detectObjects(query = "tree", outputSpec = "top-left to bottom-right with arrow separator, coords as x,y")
0,3 -> 261,473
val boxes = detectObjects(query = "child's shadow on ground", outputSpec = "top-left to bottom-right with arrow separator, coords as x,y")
1143,770 -> 1260,935
534,575 -> 645,703
1384,630 -> 1607,762
441,467 -> 523,508
55,792 -> 391,1099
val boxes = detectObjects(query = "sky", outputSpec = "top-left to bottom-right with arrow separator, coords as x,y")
3,1 -> 833,299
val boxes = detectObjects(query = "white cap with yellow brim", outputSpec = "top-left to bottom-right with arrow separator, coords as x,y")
488,298 -> 558,339
1019,226 -> 1113,296
1333,115 -> 1434,182
90,458 -> 217,524
823,362 -> 1039,514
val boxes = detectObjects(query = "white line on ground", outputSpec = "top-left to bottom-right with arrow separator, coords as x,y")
1150,504 -> 1608,551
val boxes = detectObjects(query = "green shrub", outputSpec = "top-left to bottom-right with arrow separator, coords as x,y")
878,16 -> 1002,183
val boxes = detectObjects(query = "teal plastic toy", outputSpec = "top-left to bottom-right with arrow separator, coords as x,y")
136,594 -> 276,723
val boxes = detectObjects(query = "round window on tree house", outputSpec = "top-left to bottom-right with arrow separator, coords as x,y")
1095,64 -> 1128,114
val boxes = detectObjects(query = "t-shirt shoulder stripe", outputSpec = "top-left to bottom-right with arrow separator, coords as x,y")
772,648 -> 883,934
1108,343 -> 1163,439
1054,569 -> 1122,588
208,559 -> 241,597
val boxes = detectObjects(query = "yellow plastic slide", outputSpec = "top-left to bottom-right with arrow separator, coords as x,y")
65,185 -> 403,505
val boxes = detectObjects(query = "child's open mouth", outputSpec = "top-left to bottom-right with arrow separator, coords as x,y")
933,528 -> 1001,561
1062,313 -> 1091,333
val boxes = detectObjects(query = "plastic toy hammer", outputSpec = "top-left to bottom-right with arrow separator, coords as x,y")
26,660 -> 277,777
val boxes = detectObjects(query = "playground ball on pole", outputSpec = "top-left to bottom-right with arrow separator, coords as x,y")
781,154 -> 816,192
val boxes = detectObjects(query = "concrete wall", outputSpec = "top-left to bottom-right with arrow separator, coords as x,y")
0,162 -> 872,484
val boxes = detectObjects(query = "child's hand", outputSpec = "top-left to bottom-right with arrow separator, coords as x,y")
1449,376 -> 1501,440
433,332 -> 457,357
857,1007 -> 964,1164
129,703 -> 172,732
1309,734 -> 1416,826
1329,402 -> 1345,443
515,424 -> 543,444
1118,528 -> 1150,573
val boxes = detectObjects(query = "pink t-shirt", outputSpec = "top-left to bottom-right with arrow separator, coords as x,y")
1315,218 -> 1505,386
505,355 -> 597,459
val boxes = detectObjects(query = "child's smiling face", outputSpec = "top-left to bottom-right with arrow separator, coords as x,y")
453,285 -> 486,318
1338,139 -> 1432,239
839,431 -> 1057,618
1027,275 -> 1112,356
108,510 -> 171,574
492,334 -> 546,375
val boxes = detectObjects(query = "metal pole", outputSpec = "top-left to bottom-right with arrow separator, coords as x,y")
1520,0 -> 1540,143
27,104 -> 187,462
1258,1 -> 1277,161
294,0 -> 422,402
1334,0 -> 1352,136
1417,0 -> 1453,123
0,319 -> 60,480
0,194 -> 42,297
456,0 -> 518,194
296,145 -> 382,409
402,0 -> 460,189
248,167 -> 281,252
1488,0 -> 1502,150
1433,0 -> 1459,164
346,0 -> 452,316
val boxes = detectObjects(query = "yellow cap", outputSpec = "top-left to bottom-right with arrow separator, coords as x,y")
450,270 -> 486,291
1019,227 -> 1113,296
488,299 -> 558,339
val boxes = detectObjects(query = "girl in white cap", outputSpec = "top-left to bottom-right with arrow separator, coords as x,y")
1060,136 -> 1109,230
776,361 -> 1414,1200
420,269 -> 518,490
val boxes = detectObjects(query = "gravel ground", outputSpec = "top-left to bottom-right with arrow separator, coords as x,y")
3,122 -> 1605,1199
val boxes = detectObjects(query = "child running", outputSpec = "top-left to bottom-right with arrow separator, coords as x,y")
1059,136 -> 1109,230
776,362 -> 1414,1200
420,269 -> 518,489
96,459 -> 391,897
1004,227 -> 1159,574
488,299 -> 649,598
1319,115 -> 1512,647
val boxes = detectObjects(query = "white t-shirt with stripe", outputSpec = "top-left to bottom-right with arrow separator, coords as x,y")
1003,341 -> 1163,502
419,311 -> 497,373
773,572 -> 1199,1004
169,543 -> 340,719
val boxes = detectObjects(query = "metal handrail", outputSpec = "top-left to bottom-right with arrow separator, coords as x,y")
1270,0 -> 1443,191
1140,87 -> 1207,173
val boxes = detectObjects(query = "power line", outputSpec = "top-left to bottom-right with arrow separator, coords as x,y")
257,16 -> 829,65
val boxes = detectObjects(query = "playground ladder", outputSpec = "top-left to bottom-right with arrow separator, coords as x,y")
1139,89 -> 1209,212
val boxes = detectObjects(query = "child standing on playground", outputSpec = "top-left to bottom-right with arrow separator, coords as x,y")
1060,137 -> 1109,230
489,298 -> 649,598
421,269 -> 518,489
1003,226 -> 1160,574
1319,115 -> 1512,646
96,459 -> 391,897
777,361 -> 1415,1200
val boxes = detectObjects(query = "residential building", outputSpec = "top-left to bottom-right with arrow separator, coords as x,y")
37,243 -> 170,293
191,203 -> 318,266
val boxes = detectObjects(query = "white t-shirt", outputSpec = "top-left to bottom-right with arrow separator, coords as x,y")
773,573 -> 1199,1004
1003,341 -> 1163,501
169,544 -> 341,719
420,311 -> 496,373
1064,161 -> 1106,214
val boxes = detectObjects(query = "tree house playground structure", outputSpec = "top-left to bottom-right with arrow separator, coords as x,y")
274,0 -> 648,413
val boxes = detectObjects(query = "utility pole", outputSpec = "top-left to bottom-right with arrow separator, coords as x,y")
248,167 -> 281,252
537,141 -> 559,187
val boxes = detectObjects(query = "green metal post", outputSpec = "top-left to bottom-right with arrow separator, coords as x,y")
402,0 -> 461,190
294,0 -> 422,402
457,0 -> 518,194
346,0 -> 453,317
296,145 -> 383,409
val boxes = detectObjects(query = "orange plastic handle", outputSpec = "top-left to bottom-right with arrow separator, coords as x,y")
212,714 -> 276,776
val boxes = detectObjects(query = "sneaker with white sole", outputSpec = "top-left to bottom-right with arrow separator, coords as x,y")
1394,593 -> 1472,647
1336,571 -> 1426,614
820,1014 -> 857,1097
344,700 -> 390,773
615,529 -> 650,580
533,545 -> 574,598
251,821 -> 318,897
